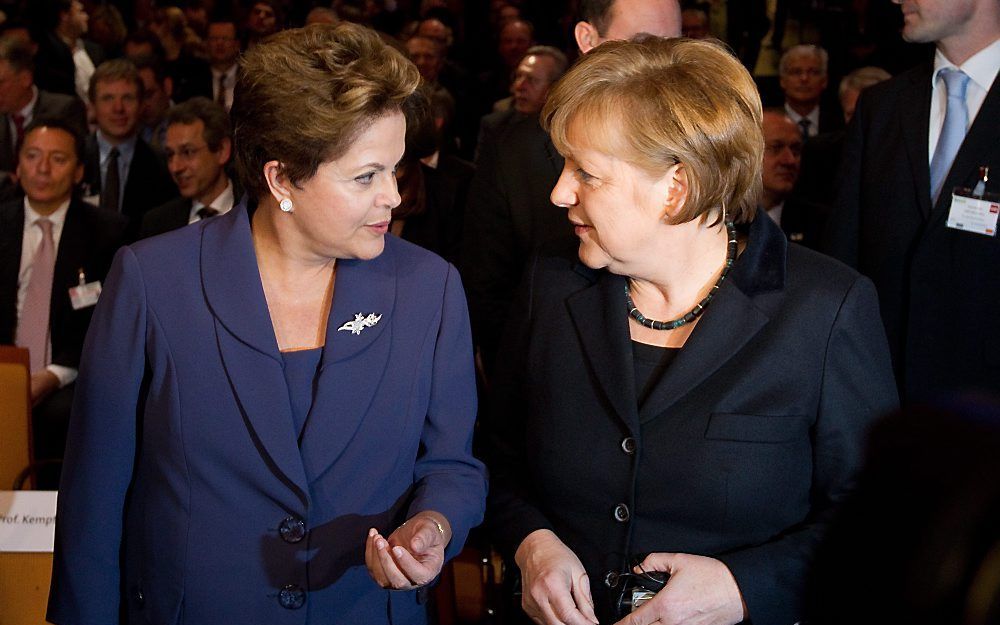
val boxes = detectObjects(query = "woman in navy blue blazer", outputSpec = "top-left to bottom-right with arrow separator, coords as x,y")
48,23 -> 486,625
485,37 -> 897,625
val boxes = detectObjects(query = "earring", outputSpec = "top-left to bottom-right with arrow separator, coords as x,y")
279,198 -> 293,213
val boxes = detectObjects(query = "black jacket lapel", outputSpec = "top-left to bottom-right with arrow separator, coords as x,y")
566,269 -> 641,436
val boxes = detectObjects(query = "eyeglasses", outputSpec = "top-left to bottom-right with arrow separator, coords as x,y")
164,145 -> 209,162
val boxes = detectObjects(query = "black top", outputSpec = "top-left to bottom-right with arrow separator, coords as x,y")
280,347 -> 322,440
631,341 -> 680,407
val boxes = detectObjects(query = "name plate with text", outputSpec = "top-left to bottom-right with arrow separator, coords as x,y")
0,491 -> 57,552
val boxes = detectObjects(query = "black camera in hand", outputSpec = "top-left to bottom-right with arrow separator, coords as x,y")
613,569 -> 669,616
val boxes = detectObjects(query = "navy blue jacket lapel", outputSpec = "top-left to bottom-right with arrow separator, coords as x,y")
299,244 -> 396,482
200,203 -> 309,501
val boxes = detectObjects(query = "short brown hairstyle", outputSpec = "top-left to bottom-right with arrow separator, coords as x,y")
542,35 -> 762,225
231,22 -> 420,201
88,58 -> 144,103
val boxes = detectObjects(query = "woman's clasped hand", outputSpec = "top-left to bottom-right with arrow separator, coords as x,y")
611,553 -> 746,625
366,512 -> 452,590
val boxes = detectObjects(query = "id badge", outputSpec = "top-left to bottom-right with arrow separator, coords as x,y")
69,281 -> 102,310
945,192 -> 1000,237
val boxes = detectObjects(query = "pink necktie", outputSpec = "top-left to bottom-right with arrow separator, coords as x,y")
16,218 -> 55,372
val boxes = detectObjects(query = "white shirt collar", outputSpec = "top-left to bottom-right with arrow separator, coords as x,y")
933,37 -> 1000,92
190,178 -> 235,222
23,196 -> 70,229
16,86 -> 39,120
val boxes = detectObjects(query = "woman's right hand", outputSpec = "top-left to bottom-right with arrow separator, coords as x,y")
515,529 -> 600,625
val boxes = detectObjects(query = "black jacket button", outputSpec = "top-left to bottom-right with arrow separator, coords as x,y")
613,503 -> 630,522
604,571 -> 619,588
278,584 -> 306,609
279,517 -> 307,543
621,437 -> 637,454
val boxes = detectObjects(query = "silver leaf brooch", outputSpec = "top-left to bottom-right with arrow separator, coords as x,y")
337,312 -> 382,335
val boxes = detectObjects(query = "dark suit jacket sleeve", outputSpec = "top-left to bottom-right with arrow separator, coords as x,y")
461,133 -> 523,371
406,264 -> 487,560
822,90 -> 870,265
482,255 -> 558,557
716,275 -> 898,625
49,246 -> 146,625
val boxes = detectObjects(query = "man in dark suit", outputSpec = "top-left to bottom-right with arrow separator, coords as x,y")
140,97 -> 236,239
778,44 -> 843,139
462,0 -> 682,371
826,0 -> 1000,398
82,59 -> 177,237
761,108 -> 827,248
30,0 -> 105,101
0,117 -> 125,487
0,36 -> 87,186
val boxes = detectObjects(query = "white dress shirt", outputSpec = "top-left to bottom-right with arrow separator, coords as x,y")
187,178 -> 235,224
211,64 -> 238,111
784,103 -> 820,137
71,39 -> 96,105
17,198 -> 76,387
928,38 -> 1000,163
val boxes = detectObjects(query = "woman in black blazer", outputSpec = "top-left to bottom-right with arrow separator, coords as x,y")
484,37 -> 899,625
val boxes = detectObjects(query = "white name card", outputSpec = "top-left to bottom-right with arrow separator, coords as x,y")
0,491 -> 57,553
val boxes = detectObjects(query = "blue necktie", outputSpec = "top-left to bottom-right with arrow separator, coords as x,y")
929,68 -> 971,203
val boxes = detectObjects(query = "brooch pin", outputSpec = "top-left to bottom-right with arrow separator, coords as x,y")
338,312 -> 382,335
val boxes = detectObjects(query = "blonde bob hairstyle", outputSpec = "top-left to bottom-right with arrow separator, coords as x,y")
542,36 -> 763,225
232,23 -> 420,201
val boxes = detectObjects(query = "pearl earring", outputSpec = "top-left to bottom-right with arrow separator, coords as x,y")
279,198 -> 293,213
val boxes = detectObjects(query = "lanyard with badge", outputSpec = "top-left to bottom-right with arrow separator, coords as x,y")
946,167 -> 1000,236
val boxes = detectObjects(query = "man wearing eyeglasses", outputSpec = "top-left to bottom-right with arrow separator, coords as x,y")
139,97 -> 235,239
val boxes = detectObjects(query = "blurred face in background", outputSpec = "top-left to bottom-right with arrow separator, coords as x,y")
761,112 -> 803,207
17,126 -> 83,212
406,36 -> 443,83
138,67 -> 172,127
247,2 -> 277,37
511,54 -> 557,115
780,53 -> 827,109
0,59 -> 34,114
498,20 -> 532,68
207,22 -> 240,68
63,0 -> 90,39
681,9 -> 710,39
92,78 -> 141,143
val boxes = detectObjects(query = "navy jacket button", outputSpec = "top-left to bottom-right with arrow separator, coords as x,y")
279,517 -> 307,543
278,584 -> 306,609
613,503 -> 630,522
